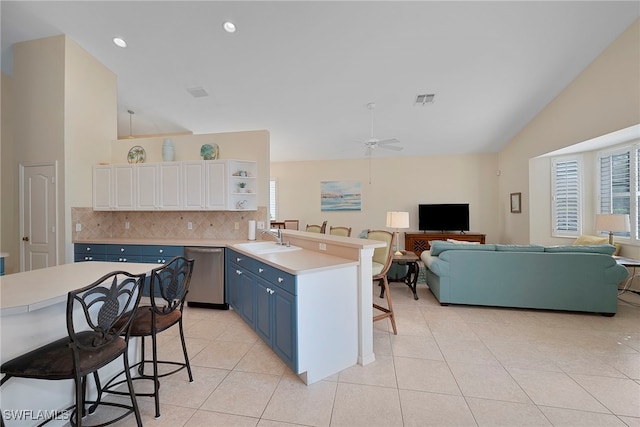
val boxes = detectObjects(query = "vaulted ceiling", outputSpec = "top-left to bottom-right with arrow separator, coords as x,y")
2,1 -> 638,161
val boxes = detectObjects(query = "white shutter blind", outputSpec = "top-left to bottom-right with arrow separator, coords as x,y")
269,179 -> 277,221
599,151 -> 630,216
552,158 -> 580,235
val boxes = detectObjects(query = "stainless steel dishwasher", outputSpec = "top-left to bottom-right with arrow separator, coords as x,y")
184,247 -> 228,309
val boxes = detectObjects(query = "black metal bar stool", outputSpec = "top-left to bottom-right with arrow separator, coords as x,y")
103,256 -> 194,419
0,270 -> 146,427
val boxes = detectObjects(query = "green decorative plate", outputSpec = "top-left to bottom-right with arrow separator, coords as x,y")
127,146 -> 146,163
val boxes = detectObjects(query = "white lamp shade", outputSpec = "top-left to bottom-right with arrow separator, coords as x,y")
386,211 -> 410,229
595,214 -> 630,232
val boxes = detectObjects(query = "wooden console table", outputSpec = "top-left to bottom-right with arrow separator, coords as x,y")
404,232 -> 486,257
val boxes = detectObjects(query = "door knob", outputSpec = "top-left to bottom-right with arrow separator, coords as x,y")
22,236 -> 29,242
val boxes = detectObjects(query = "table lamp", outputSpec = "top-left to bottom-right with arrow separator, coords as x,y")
595,213 -> 630,245
386,211 -> 410,255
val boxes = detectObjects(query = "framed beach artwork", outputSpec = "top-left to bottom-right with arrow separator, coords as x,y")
321,181 -> 362,211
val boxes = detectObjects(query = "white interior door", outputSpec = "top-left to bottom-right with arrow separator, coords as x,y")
21,162 -> 57,271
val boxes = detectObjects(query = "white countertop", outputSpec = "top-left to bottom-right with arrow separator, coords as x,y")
0,262 -> 153,316
0,252 -> 8,258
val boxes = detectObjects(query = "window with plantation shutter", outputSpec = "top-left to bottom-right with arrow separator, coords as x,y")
599,149 -> 631,238
552,157 -> 581,236
269,179 -> 278,221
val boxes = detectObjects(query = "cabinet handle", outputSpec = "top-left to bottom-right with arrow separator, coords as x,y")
236,257 -> 242,262
278,277 -> 284,283
259,268 -> 264,273
86,247 -> 91,252
266,288 -> 274,294
159,249 -> 164,253
236,270 -> 242,275
120,248 -> 125,252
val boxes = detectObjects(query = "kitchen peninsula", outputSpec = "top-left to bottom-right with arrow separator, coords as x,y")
72,231 -> 384,381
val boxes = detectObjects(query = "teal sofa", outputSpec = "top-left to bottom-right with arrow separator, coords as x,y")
421,241 -> 628,315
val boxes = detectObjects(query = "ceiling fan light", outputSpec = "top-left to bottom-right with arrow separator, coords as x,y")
223,21 -> 236,33
112,37 -> 127,48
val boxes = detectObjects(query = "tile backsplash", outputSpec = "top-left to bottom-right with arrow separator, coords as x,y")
72,207 -> 268,241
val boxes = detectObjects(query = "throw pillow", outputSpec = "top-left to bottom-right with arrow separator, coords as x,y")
446,239 -> 480,244
573,234 -> 621,255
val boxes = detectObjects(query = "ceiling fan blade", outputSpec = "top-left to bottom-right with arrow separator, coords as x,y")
379,144 -> 403,151
376,138 -> 400,145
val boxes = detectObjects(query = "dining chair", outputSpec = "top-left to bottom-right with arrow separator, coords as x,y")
104,256 -> 195,419
0,270 -> 146,427
306,220 -> 327,233
329,226 -> 352,237
366,229 -> 397,334
284,219 -> 299,230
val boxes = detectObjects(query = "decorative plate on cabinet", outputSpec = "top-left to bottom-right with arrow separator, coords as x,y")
127,146 -> 146,163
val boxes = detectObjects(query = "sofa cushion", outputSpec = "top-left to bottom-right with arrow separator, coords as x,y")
495,244 -> 545,252
430,240 -> 496,256
544,244 -> 616,255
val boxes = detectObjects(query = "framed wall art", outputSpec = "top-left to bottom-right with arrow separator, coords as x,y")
321,181 -> 361,211
510,192 -> 522,213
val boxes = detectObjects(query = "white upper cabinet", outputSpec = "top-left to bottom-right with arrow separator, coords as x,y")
205,161 -> 227,210
136,163 -> 158,210
158,162 -> 182,210
183,161 -> 206,210
93,165 -> 112,210
113,165 -> 136,210
92,160 -> 255,211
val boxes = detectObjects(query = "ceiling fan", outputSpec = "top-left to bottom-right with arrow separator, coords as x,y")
358,102 -> 403,157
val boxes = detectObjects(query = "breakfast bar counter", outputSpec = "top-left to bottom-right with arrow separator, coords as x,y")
0,262 -> 153,426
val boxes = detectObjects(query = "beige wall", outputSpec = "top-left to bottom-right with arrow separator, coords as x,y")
1,72 -> 18,274
271,153 -> 500,248
63,36 -> 118,262
498,19 -> 640,244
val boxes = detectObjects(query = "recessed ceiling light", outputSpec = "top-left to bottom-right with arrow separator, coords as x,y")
113,37 -> 127,48
223,21 -> 236,33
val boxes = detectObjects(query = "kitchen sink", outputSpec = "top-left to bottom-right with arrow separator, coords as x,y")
234,241 -> 302,254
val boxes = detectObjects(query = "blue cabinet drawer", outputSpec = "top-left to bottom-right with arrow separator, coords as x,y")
75,243 -> 107,255
141,245 -> 183,257
254,263 -> 296,295
106,244 -> 145,256
142,255 -> 175,265
75,254 -> 107,262
227,249 -> 256,271
106,254 -> 143,263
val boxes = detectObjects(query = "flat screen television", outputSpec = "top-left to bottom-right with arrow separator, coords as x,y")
419,204 -> 470,232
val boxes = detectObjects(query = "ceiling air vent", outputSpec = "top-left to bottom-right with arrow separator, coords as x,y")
186,87 -> 209,98
415,93 -> 435,105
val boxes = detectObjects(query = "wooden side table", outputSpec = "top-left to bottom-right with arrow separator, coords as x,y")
385,250 -> 421,300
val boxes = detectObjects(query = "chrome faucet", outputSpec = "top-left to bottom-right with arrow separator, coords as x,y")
261,229 -> 284,245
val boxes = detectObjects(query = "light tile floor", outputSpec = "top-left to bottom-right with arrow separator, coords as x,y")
92,282 -> 640,426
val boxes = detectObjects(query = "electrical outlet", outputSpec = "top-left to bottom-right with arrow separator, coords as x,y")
75,223 -> 82,232
257,221 -> 265,230
319,242 -> 327,251
187,222 -> 193,230
234,222 -> 240,230
125,222 -> 130,230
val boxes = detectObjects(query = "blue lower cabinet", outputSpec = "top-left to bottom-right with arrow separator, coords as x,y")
75,244 -> 183,265
226,249 -> 297,372
0,257 -> 4,276
74,243 -> 107,262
